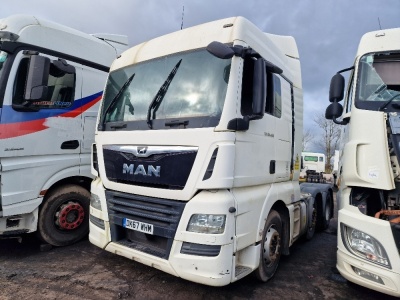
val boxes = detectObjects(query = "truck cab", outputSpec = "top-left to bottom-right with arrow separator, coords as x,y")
90,16 -> 331,286
326,28 -> 400,297
0,14 -> 128,246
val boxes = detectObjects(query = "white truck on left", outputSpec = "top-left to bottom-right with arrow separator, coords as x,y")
0,14 -> 128,246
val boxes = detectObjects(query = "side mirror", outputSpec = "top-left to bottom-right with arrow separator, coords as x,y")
51,58 -> 75,77
227,58 -> 266,131
329,73 -> 345,102
250,58 -> 266,120
206,41 -> 235,59
326,102 -> 348,125
325,102 -> 343,119
24,55 -> 50,101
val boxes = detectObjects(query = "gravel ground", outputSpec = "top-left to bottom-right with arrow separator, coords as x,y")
0,200 -> 397,300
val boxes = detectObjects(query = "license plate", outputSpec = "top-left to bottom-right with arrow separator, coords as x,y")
123,218 -> 154,234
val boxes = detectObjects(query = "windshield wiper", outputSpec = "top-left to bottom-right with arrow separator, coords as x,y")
147,59 -> 182,129
99,73 -> 135,130
378,93 -> 400,111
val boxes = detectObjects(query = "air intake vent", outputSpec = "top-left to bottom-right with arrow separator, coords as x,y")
203,148 -> 218,180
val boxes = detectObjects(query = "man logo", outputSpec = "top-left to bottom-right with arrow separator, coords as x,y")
137,147 -> 148,155
122,163 -> 160,177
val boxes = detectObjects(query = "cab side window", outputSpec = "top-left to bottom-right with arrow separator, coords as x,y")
265,73 -> 281,118
13,56 -> 75,109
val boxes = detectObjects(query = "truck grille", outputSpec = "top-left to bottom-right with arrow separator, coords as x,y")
103,145 -> 197,190
106,190 -> 185,259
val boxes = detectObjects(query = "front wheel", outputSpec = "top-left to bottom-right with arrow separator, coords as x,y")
255,210 -> 282,282
37,185 -> 90,246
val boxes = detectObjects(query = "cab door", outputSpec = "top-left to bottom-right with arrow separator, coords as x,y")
271,75 -> 292,182
0,50 -> 83,211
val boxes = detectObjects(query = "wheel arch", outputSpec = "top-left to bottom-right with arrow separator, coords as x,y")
42,176 -> 92,202
272,201 -> 290,256
39,166 -> 93,202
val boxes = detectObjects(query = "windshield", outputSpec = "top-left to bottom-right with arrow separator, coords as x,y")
355,52 -> 400,111
100,48 -> 231,130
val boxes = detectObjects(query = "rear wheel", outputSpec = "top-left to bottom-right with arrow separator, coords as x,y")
305,204 -> 317,240
318,193 -> 332,230
255,210 -> 282,282
37,185 -> 90,246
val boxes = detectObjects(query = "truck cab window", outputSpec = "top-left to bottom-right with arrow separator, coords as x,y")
355,52 -> 400,111
102,49 -> 229,129
266,73 -> 282,118
13,56 -> 75,109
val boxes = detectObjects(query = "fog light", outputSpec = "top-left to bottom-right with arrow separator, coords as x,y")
352,266 -> 384,285
187,214 -> 226,234
90,193 -> 102,211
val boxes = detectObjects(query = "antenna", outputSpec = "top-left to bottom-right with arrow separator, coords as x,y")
378,17 -> 382,30
181,5 -> 185,30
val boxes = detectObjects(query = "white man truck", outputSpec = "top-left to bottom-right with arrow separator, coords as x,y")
300,152 -> 327,183
89,17 -> 333,286
0,15 -> 128,246
326,28 -> 400,296
301,152 -> 326,173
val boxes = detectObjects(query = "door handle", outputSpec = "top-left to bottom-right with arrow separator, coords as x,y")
269,160 -> 276,174
61,140 -> 79,149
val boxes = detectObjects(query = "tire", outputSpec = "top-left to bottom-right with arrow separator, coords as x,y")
37,184 -> 90,247
305,203 -> 317,240
255,210 -> 282,282
318,193 -> 331,231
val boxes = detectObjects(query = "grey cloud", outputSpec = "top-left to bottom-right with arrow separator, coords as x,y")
1,0 -> 399,134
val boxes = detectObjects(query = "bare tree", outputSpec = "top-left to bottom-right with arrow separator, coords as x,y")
302,129 -> 314,151
313,113 -> 341,172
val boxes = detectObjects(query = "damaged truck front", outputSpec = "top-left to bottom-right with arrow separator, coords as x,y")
326,28 -> 400,297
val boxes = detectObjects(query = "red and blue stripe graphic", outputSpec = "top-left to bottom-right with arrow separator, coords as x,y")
0,92 -> 102,139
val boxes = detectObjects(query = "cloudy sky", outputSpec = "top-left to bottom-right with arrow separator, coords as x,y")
1,0 -> 399,146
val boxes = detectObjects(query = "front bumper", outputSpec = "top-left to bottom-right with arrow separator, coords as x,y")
337,207 -> 400,297
89,185 -> 237,286
337,249 -> 400,297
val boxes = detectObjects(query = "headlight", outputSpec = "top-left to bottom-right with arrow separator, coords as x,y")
341,224 -> 391,268
90,193 -> 102,211
187,214 -> 226,234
